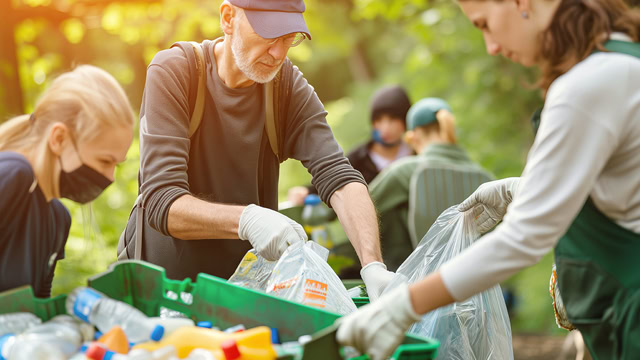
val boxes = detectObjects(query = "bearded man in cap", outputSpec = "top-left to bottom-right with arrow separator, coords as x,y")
119,0 -> 394,301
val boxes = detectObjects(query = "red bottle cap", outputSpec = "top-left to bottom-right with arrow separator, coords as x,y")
221,339 -> 241,360
86,343 -> 107,360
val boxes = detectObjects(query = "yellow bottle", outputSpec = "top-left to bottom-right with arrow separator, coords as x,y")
133,326 -> 277,360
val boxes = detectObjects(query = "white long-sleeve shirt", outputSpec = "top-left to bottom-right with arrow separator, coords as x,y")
441,42 -> 640,301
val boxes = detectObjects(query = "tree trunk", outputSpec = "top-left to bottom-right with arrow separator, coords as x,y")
0,5 -> 24,118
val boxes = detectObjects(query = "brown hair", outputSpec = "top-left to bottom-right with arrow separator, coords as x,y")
538,0 -> 640,91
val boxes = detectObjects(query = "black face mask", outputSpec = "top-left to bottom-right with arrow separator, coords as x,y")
58,146 -> 113,204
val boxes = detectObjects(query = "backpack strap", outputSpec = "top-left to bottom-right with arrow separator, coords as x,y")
264,80 -> 279,160
267,58 -> 294,163
171,41 -> 207,138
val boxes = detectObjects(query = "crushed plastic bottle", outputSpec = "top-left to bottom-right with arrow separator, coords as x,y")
0,323 -> 79,360
0,313 -> 41,337
0,333 -> 66,360
66,287 -> 165,344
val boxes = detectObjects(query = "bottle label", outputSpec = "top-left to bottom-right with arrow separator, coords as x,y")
73,288 -> 103,323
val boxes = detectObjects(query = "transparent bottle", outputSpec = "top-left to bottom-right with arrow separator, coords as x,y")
0,316 -> 87,359
0,313 -> 41,337
66,287 -> 164,344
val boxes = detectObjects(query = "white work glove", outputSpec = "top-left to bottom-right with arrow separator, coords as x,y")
336,283 -> 421,360
238,204 -> 307,261
360,262 -> 396,302
458,177 -> 521,234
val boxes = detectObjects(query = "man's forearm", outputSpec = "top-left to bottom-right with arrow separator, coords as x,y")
167,194 -> 245,240
330,182 -> 383,266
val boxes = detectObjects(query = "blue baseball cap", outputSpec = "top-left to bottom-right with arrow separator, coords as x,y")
407,98 -> 452,130
229,0 -> 312,40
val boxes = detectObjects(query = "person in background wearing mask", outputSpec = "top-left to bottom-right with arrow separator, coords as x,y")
337,0 -> 639,358
369,98 -> 490,270
0,65 -> 135,297
348,85 -> 413,184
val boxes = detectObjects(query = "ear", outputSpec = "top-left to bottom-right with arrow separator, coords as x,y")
220,2 -> 236,36
514,0 -> 531,13
48,123 -> 69,156
403,130 -> 416,147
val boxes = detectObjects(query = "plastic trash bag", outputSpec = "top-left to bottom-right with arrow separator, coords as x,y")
227,249 -> 276,291
229,241 -> 357,315
384,206 -> 513,360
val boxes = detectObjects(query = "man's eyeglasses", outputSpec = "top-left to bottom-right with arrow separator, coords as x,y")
265,32 -> 308,48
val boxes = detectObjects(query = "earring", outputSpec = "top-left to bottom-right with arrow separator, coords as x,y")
521,11 -> 529,19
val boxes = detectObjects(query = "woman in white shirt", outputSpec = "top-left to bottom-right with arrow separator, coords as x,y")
337,0 -> 640,359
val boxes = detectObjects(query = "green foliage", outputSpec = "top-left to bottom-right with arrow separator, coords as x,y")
4,0 -> 557,333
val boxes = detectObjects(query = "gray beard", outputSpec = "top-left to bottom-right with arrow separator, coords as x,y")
230,34 -> 282,84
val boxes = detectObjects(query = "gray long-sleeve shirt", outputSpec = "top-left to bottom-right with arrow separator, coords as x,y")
136,38 -> 365,280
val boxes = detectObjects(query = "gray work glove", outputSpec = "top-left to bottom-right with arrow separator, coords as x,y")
458,177 -> 521,234
238,204 -> 307,261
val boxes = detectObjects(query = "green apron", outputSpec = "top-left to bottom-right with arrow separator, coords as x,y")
551,39 -> 640,359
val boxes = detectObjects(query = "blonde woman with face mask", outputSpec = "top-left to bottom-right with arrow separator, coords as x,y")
0,65 -> 135,298
337,1 -> 640,359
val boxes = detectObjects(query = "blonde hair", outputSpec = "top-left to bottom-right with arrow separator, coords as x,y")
416,109 -> 457,144
0,65 -> 135,197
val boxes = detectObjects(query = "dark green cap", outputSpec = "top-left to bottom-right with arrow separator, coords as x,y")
406,97 -> 451,130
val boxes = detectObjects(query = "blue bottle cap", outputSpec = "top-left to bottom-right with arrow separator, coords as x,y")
150,325 -> 164,341
80,343 -> 89,353
0,334 -> 15,360
93,331 -> 103,340
103,350 -> 115,360
304,194 -> 322,206
73,288 -> 103,323
197,321 -> 213,328
270,327 -> 280,344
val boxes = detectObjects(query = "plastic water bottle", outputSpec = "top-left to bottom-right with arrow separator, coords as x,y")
66,287 -> 164,344
301,195 -> 336,250
0,321 -> 82,360
0,333 -> 66,360
49,314 -> 96,342
0,313 -> 41,337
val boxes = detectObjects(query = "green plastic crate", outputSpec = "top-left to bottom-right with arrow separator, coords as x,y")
0,286 -> 67,322
0,261 -> 439,359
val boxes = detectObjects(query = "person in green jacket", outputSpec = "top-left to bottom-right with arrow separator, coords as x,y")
369,98 -> 490,270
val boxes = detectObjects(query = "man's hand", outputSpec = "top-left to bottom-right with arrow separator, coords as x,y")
360,262 -> 395,301
337,283 -> 421,360
238,204 -> 307,261
458,177 -> 521,234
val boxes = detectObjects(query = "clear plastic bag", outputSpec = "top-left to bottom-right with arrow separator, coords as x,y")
227,249 -> 277,291
229,242 -> 357,315
385,206 -> 514,360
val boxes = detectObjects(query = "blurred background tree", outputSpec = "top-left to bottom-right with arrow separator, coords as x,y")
1,0 -> 585,335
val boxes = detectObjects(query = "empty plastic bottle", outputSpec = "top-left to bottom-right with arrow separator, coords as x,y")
66,287 -> 164,344
0,332 -> 67,360
49,314 -> 96,342
0,313 -> 41,337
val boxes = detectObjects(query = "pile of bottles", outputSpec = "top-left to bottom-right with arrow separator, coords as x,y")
0,287 -> 309,360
